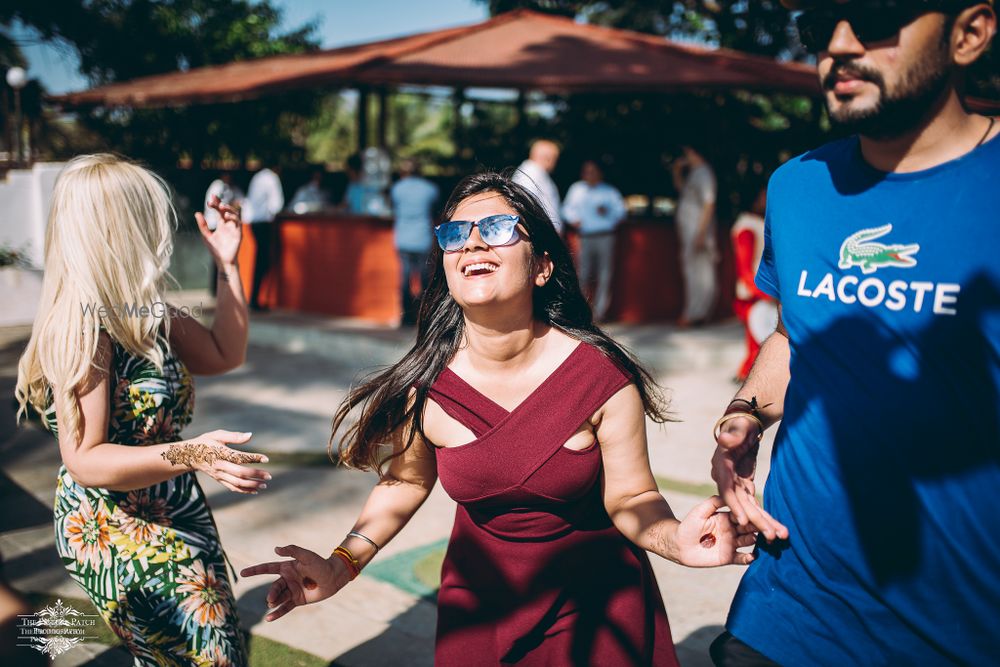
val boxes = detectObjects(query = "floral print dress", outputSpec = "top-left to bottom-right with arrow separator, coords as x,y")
45,338 -> 246,666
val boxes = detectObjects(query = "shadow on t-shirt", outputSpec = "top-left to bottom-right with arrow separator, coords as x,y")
784,272 -> 1000,585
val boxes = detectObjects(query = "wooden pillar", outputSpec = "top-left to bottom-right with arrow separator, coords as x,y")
12,87 -> 23,167
377,88 -> 388,149
1,86 -> 8,166
357,87 -> 370,152
515,90 -> 527,149
452,87 -> 465,161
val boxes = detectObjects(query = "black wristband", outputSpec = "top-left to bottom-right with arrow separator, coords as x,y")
726,396 -> 770,418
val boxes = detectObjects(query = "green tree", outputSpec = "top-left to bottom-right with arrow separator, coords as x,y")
0,33 -> 27,69
480,1 -> 802,58
302,93 -> 358,166
389,92 -> 456,168
1,0 -> 323,167
1,0 -> 318,82
481,0 -> 580,18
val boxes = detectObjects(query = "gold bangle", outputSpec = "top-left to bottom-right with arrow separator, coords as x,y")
713,412 -> 764,442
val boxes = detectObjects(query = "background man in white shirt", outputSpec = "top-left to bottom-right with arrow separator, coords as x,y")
203,170 -> 244,296
673,145 -> 718,327
562,159 -> 627,321
242,164 -> 284,311
288,168 -> 331,214
512,139 -> 563,234
203,171 -> 244,231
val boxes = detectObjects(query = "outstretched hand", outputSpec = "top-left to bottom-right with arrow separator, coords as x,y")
712,415 -> 788,542
195,195 -> 242,266
162,431 -> 269,495
240,545 -> 352,622
672,496 -> 757,567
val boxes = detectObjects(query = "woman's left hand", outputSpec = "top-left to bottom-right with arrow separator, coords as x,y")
195,195 -> 243,267
673,496 -> 757,567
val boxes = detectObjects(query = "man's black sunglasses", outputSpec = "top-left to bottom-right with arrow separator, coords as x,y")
795,0 -> 979,52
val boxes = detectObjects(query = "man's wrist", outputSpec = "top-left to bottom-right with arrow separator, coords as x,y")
713,396 -> 768,444
725,397 -> 756,416
714,413 -> 763,443
725,396 -> 771,419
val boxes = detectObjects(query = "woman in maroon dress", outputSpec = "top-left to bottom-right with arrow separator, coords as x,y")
242,173 -> 756,665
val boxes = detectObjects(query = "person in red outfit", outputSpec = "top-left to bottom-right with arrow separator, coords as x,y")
730,187 -> 774,382
242,172 -> 756,666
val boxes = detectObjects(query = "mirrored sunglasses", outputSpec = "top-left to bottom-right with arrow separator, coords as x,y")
434,214 -> 526,252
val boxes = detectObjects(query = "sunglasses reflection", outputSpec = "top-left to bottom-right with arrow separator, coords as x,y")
435,214 -> 524,252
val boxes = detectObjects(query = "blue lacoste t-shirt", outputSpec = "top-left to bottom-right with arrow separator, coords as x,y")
728,132 -> 1000,666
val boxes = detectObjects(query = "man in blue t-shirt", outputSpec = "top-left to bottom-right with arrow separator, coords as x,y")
710,1 -> 998,665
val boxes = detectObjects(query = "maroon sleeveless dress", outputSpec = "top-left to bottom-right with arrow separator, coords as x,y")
427,341 -> 679,666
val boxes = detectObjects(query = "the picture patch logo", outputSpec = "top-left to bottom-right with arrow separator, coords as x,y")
17,598 -> 101,658
839,224 -> 920,274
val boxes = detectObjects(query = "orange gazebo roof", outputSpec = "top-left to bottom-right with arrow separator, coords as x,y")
52,10 -> 821,108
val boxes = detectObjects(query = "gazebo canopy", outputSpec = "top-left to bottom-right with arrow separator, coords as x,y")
52,9 -> 821,109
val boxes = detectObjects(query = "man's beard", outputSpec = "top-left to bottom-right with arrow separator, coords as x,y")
823,40 -> 952,139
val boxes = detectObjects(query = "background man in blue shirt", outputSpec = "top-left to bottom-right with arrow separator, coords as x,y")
710,1 -> 998,665
390,158 -> 439,326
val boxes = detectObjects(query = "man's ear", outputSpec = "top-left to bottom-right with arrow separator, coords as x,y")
952,4 -> 997,66
535,251 -> 553,287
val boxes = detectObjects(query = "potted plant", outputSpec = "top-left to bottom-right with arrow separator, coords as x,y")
0,243 -> 30,268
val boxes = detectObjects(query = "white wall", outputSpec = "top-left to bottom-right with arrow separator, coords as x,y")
0,162 -> 65,268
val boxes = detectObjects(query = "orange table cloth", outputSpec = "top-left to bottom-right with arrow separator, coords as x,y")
236,214 -> 734,325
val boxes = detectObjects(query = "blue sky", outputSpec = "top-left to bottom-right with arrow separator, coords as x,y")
10,0 -> 489,94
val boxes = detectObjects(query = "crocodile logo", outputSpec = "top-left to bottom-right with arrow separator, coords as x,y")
838,224 -> 919,274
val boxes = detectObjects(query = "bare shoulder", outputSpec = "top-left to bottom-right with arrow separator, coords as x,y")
590,380 -> 640,430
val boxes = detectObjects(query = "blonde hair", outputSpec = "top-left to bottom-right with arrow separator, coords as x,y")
15,153 -> 177,440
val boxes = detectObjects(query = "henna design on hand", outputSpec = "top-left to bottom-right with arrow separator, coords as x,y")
161,442 -> 262,468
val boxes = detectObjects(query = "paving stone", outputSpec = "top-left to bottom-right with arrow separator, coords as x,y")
1,312 -> 773,665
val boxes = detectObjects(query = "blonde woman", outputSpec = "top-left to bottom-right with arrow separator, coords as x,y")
15,154 -> 270,666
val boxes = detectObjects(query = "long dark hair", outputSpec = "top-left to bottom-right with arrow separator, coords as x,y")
331,171 -> 671,474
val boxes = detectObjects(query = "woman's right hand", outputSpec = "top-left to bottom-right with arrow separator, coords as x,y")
241,545 -> 352,621
195,195 -> 243,267
161,430 -> 270,494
